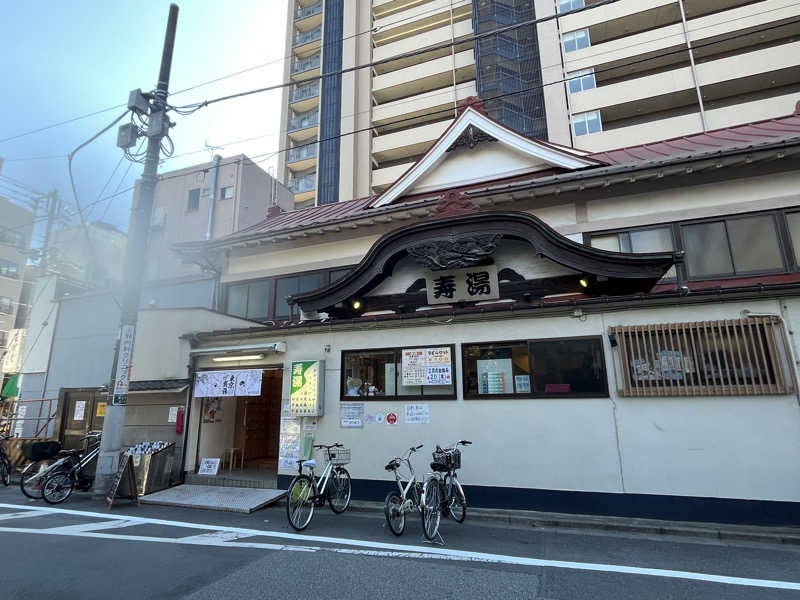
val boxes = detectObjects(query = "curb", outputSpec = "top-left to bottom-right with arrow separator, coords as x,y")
347,500 -> 800,546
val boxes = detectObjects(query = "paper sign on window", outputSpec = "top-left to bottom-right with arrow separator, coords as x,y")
402,347 -> 452,386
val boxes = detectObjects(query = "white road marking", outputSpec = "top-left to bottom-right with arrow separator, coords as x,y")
46,520 -> 141,533
0,511 -> 44,521
0,502 -> 797,591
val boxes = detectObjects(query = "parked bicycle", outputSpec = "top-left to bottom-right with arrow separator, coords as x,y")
40,432 -> 103,504
0,435 -> 12,486
421,440 -> 472,541
383,444 -> 424,536
19,439 -> 71,499
286,443 -> 352,531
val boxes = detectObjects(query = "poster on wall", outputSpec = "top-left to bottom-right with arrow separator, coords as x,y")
514,375 -> 531,393
202,398 -> 223,423
289,360 -> 324,416
73,400 -> 86,422
193,369 -> 263,397
477,359 -> 514,394
278,417 -> 302,470
340,403 -> 365,428
402,347 -> 452,386
404,404 -> 430,424
13,404 -> 26,438
198,458 -> 220,476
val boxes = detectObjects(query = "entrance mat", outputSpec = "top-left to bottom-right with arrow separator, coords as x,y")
140,485 -> 286,514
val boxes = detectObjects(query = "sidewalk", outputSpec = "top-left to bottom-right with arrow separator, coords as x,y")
347,500 -> 800,546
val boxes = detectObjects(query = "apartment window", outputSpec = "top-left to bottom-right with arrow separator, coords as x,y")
330,268 -> 351,283
220,186 -> 234,200
0,259 -> 19,279
610,317 -> 792,396
342,345 -> 457,400
558,0 -> 585,13
591,226 -> 676,279
572,111 -> 602,136
567,69 -> 596,94
0,227 -> 25,249
275,271 -> 329,318
0,331 -> 7,347
462,337 -> 607,398
785,211 -> 800,265
0,297 -> 12,314
226,280 -> 270,320
562,29 -> 590,53
187,188 -> 201,212
681,215 -> 784,279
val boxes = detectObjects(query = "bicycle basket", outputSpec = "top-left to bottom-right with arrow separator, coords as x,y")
328,447 -> 351,465
432,448 -> 461,470
22,441 -> 62,461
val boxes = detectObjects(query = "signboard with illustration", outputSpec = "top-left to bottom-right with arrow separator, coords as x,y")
193,369 -> 263,398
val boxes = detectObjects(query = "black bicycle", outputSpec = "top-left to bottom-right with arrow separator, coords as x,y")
0,435 -> 12,486
421,440 -> 472,541
41,432 -> 102,504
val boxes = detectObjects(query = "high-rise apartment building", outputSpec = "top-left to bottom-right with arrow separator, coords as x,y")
278,0 -> 800,207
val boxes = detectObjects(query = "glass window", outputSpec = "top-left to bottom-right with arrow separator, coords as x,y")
558,0 -> 585,13
0,297 -> 12,314
567,69 -> 595,94
462,342 -> 531,397
0,260 -> 19,279
343,350 -> 396,398
187,189 -> 200,212
592,227 -> 676,278
563,29 -> 590,53
530,338 -> 607,396
330,268 -> 350,283
225,280 -> 269,320
682,221 -> 733,278
726,215 -> 783,273
226,285 -> 247,318
220,186 -> 234,200
572,111 -> 602,137
787,212 -> 800,265
0,227 -> 25,249
276,272 -> 327,317
590,234 -> 621,252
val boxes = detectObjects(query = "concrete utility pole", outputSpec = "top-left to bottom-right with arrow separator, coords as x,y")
94,4 -> 179,496
39,190 -> 59,274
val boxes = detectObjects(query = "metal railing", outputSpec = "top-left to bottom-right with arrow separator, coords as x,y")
288,110 -> 319,132
292,54 -> 321,75
287,143 -> 318,163
295,27 -> 322,47
291,82 -> 320,103
609,317 -> 793,397
296,1 -> 323,20
289,173 -> 317,193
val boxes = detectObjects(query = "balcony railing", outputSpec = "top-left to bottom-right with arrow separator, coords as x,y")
295,26 -> 322,47
291,82 -> 319,103
287,143 -> 317,163
288,110 -> 319,132
292,54 -> 321,75
296,1 -> 323,21
289,173 -> 317,193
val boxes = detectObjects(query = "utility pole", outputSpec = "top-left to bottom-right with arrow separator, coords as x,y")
94,4 -> 179,496
39,190 -> 59,274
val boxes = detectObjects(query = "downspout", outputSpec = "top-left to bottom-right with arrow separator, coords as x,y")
205,154 -> 222,240
678,0 -> 708,131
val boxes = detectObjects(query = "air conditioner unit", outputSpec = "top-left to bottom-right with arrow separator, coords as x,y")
150,206 -> 167,229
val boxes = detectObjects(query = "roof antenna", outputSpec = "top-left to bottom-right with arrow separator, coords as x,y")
204,140 -> 224,161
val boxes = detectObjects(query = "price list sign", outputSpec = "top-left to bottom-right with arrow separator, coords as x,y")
402,347 -> 452,386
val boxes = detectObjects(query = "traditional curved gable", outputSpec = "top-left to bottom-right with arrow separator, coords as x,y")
370,99 -> 604,209
289,204 -> 678,318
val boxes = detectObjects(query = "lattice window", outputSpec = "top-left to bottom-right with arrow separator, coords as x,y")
609,317 -> 794,396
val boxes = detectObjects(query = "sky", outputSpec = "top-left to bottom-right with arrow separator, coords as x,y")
0,0 -> 288,240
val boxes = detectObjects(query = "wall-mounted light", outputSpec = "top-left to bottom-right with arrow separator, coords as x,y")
212,354 -> 265,362
579,278 -> 589,289
352,299 -> 363,311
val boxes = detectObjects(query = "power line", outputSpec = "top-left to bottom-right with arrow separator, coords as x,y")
0,105 -> 126,145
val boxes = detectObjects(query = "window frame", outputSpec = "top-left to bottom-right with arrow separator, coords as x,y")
587,224 -> 678,281
0,259 -> 20,280
571,110 -> 602,137
562,28 -> 591,53
566,68 -> 596,94
340,344 -> 458,401
0,296 -> 13,315
187,188 -> 201,212
225,278 -> 272,321
220,186 -> 234,200
462,336 -> 609,399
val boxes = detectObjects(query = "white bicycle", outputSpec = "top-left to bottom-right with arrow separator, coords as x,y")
286,443 -> 352,531
383,444 -> 424,536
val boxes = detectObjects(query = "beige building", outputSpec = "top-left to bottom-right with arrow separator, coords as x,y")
0,196 -> 34,390
278,0 -> 800,206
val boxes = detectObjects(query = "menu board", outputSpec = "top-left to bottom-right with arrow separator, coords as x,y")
401,347 -> 452,386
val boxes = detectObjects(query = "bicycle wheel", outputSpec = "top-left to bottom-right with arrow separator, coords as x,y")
19,460 -> 49,499
0,459 -> 9,486
286,475 -> 315,531
384,490 -> 405,536
328,467 -> 351,514
42,471 -> 74,505
446,474 -> 467,523
422,477 -> 441,541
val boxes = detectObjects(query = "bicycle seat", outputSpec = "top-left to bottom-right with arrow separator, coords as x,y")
58,449 -> 82,456
430,462 -> 449,472
300,459 -> 316,469
385,459 -> 400,471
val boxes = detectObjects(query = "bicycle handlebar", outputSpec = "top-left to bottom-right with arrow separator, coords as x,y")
412,444 -> 423,451
312,443 -> 343,449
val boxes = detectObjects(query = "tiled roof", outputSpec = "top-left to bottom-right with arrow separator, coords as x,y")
588,108 -> 800,165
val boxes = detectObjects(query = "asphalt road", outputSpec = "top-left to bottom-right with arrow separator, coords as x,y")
0,485 -> 797,600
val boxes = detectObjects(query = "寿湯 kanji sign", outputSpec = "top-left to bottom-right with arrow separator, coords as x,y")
425,264 -> 499,305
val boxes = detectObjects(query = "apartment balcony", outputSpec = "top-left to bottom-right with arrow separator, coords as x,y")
291,53 -> 321,82
373,18 -> 474,75
372,80 -> 476,130
290,82 -> 320,112
294,26 -> 322,57
288,110 -> 319,141
372,49 -> 476,104
372,119 -> 451,162
287,142 -> 318,172
373,0 -> 472,47
564,0 -> 800,81
372,161 -> 415,191
289,172 -> 317,203
295,1 -> 323,31
373,0 -> 432,20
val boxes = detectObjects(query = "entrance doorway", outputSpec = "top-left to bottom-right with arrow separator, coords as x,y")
193,368 -> 283,488
60,389 -> 106,450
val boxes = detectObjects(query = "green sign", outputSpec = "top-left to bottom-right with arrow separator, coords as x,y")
290,360 -> 324,416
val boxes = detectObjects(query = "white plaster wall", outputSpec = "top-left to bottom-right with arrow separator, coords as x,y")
196,397 -> 237,464
186,297 -> 800,502
19,274 -> 58,374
